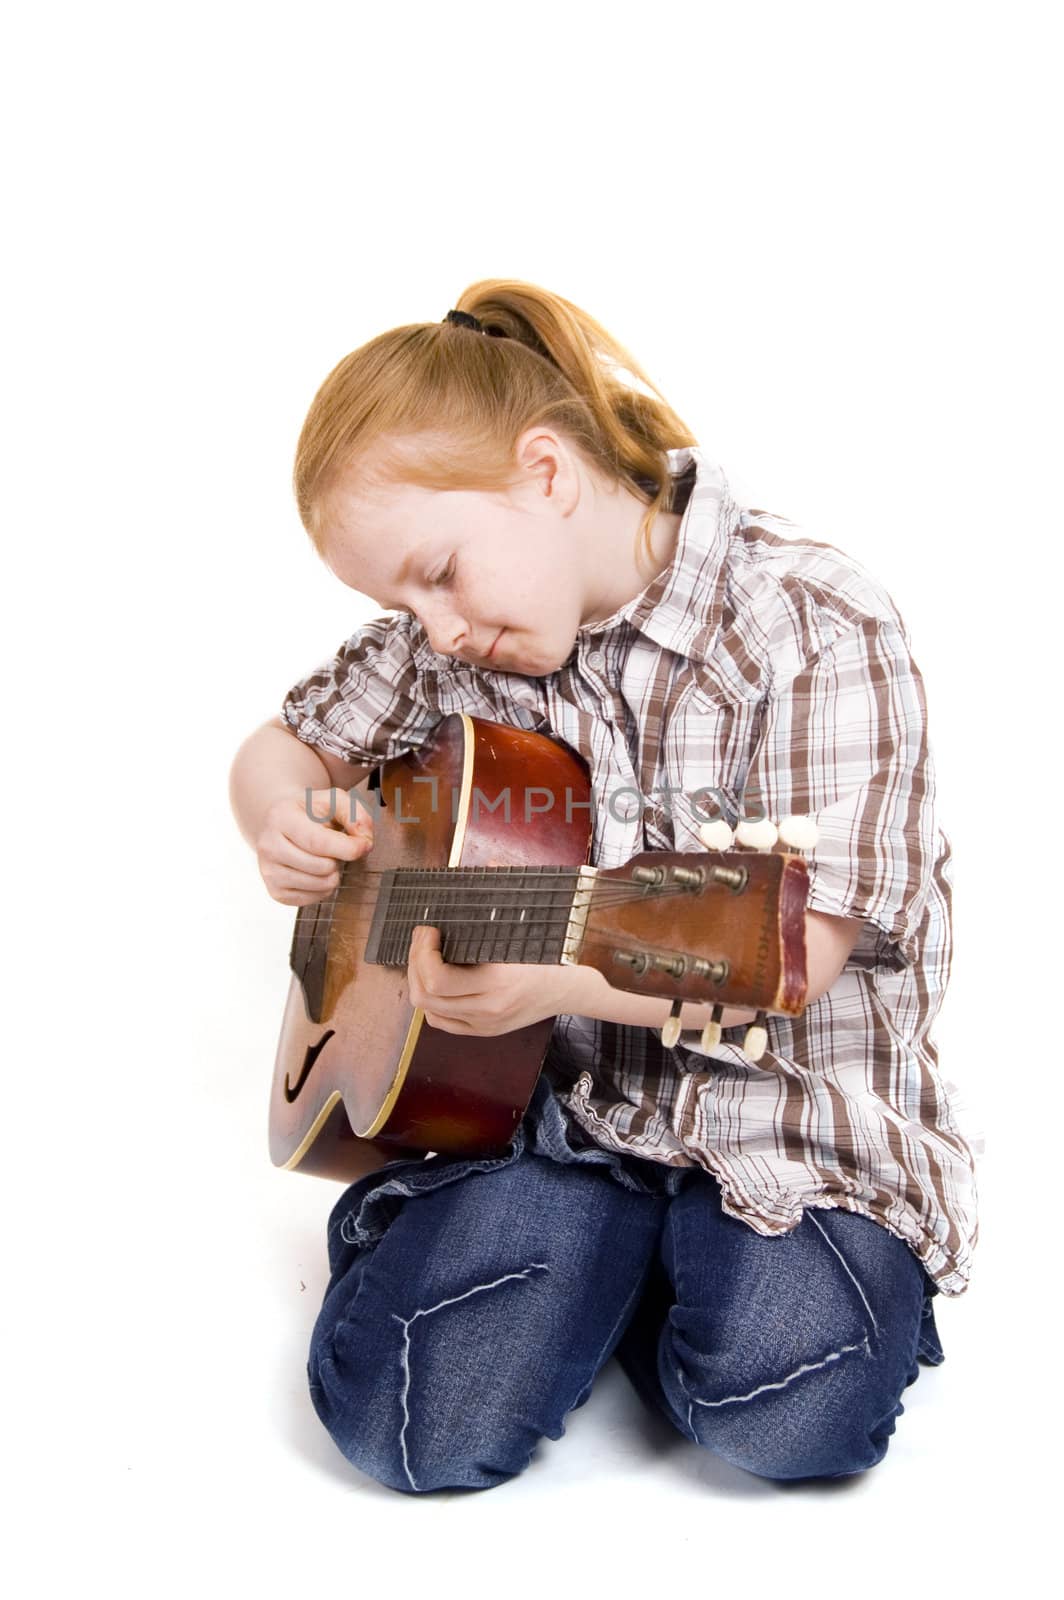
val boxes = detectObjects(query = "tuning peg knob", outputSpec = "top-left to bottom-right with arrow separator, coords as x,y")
661,998 -> 683,1048
698,819 -> 734,850
741,1011 -> 769,1062
777,814 -> 819,850
700,1003 -> 725,1052
735,818 -> 779,851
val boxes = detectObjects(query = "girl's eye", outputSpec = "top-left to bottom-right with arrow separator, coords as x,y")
431,558 -> 456,587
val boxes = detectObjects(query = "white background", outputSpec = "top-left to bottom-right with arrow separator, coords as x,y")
4,1 -> 1057,1592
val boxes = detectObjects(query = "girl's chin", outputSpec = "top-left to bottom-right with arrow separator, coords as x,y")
491,634 -> 573,677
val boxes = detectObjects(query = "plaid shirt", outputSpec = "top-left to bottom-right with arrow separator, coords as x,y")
282,447 -> 979,1296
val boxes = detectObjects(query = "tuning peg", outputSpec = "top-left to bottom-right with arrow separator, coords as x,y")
778,814 -> 819,850
700,1003 -> 725,1052
661,998 -> 683,1048
735,818 -> 778,851
698,819 -> 734,850
741,1011 -> 769,1062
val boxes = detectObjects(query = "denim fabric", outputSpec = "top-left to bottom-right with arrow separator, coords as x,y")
308,1075 -> 944,1493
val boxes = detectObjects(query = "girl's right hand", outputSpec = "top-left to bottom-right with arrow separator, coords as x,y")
256,787 -> 374,906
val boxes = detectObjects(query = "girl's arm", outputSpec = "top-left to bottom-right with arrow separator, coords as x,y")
229,716 -> 372,849
563,908 -> 863,1032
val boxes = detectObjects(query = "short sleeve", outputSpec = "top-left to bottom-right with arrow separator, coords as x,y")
281,612 -> 442,766
740,616 -> 940,969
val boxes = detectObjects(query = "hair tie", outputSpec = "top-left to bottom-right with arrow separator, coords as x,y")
443,308 -> 485,332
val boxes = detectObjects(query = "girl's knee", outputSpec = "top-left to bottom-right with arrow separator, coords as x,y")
308,1278 -> 559,1494
676,1346 -> 912,1480
698,1400 -> 897,1481
655,1296 -> 922,1480
307,1347 -> 528,1493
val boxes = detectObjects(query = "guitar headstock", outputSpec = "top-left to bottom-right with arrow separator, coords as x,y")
577,815 -> 817,1061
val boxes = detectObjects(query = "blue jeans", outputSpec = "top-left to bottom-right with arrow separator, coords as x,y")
307,1077 -> 944,1493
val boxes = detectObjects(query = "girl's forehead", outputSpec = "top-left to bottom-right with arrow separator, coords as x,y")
322,479 -> 409,544
333,476 -> 514,537
321,483 -> 443,577
328,468 -> 402,515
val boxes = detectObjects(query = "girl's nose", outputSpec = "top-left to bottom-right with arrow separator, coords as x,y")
421,601 -> 468,657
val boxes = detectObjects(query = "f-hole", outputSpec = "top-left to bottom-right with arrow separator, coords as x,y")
285,1029 -> 335,1103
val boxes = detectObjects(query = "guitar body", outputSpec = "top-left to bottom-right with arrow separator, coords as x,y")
268,714 -> 593,1183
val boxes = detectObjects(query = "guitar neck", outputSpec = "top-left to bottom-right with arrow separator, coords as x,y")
363,865 -> 584,967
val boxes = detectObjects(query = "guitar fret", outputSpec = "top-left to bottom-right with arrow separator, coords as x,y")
370,866 -> 578,967
502,872 -> 515,966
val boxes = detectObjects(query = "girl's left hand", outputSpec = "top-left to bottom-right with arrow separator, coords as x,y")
406,924 -> 582,1035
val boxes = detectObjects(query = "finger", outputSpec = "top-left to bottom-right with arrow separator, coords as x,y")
327,787 -> 377,837
290,823 -> 370,864
410,925 -> 483,1001
296,789 -> 375,859
277,890 -> 337,906
421,1012 -> 475,1034
276,842 -> 345,877
407,924 -> 441,1009
285,866 -> 342,890
265,865 -> 341,898
266,877 -> 340,906
298,815 -> 373,860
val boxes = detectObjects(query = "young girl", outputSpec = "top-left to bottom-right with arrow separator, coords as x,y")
229,279 -> 977,1495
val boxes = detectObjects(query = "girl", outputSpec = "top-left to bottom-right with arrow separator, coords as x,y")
228,279 -> 977,1494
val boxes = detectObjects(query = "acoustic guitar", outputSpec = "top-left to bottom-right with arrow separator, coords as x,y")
269,713 -> 810,1185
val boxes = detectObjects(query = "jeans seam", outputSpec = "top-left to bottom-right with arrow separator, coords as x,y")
803,1210 -> 881,1349
390,1263 -> 552,1492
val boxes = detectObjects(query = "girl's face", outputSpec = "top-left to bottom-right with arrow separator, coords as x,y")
319,437 -> 612,677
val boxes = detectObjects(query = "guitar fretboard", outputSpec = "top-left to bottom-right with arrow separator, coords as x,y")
364,865 -> 582,967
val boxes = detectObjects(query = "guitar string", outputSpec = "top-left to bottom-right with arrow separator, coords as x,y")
295,862 -> 771,891
304,865 -> 748,878
293,880 -> 733,918
296,927 -> 732,956
327,883 -> 704,905
291,888 -> 728,923
321,873 -> 730,896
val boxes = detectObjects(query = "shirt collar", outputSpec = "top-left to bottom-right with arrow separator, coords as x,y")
574,446 -> 735,664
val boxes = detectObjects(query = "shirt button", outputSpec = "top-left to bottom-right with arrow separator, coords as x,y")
586,650 -> 605,670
